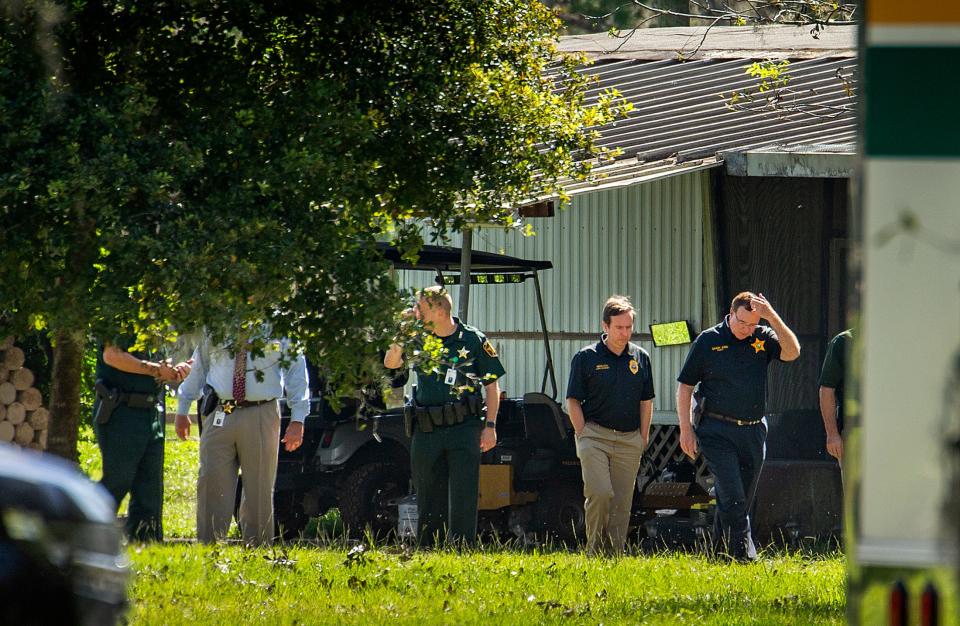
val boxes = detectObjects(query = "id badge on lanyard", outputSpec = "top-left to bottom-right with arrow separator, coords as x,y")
444,368 -> 457,386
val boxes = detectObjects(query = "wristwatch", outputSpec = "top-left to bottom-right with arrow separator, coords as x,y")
485,420 -> 497,429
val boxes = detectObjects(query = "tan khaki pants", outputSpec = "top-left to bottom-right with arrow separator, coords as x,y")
197,401 -> 280,546
575,422 -> 645,555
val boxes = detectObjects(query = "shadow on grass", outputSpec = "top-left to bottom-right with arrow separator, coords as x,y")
279,509 -> 843,568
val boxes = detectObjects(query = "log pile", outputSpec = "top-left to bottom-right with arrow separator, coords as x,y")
0,336 -> 49,451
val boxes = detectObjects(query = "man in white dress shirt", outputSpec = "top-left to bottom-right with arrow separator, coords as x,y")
175,332 -> 309,545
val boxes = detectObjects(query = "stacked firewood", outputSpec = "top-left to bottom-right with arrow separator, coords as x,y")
0,336 -> 49,450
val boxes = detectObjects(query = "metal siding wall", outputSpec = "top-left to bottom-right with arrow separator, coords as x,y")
399,171 -> 707,417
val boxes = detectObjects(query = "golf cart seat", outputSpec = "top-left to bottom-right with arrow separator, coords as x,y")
522,392 -> 569,450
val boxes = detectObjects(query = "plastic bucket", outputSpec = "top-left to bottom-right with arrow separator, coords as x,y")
397,494 -> 418,539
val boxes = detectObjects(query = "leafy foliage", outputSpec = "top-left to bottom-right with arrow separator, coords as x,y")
745,60 -> 792,92
724,59 -> 854,119
0,2 -> 625,409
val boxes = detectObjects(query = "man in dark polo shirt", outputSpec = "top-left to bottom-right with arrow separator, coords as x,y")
676,291 -> 800,562
819,329 -> 851,462
567,295 -> 655,555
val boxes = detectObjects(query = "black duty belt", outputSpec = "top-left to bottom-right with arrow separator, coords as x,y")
590,422 -> 638,435
404,396 -> 484,436
118,392 -> 158,409
93,380 -> 158,424
704,411 -> 763,426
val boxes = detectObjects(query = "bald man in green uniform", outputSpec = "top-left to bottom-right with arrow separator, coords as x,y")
385,286 -> 504,545
93,340 -> 189,541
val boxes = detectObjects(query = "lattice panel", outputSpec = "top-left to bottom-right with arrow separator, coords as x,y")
643,424 -> 712,489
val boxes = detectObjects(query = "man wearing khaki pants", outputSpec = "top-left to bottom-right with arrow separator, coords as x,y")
567,295 -> 655,556
175,332 -> 309,546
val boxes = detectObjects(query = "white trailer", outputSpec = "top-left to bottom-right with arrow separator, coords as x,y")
852,2 -> 960,623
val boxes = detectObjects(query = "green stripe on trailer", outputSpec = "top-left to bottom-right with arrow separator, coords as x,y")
865,46 -> 960,157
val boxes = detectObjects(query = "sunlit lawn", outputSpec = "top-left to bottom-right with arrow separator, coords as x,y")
79,425 -> 845,624
127,543 -> 844,625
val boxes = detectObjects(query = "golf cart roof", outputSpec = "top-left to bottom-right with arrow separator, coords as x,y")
377,242 -> 552,273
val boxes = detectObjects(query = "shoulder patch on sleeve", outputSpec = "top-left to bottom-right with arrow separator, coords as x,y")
482,340 -> 498,357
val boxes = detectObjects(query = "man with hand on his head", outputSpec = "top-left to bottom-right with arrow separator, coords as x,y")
676,292 -> 800,562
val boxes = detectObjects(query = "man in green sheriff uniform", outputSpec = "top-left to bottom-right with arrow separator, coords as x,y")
385,286 -> 505,545
819,329 -> 852,463
93,340 -> 189,541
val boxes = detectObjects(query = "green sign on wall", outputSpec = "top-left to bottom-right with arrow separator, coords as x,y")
649,321 -> 693,347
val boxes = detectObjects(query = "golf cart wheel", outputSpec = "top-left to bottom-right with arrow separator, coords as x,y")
535,481 -> 586,546
338,461 -> 408,540
273,489 -> 311,542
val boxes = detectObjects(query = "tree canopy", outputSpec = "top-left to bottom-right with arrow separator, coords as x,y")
0,1 -> 623,457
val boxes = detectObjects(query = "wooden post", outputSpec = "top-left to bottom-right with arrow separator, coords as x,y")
0,382 -> 15,405
18,387 -> 42,411
2,346 -> 24,370
27,407 -> 50,430
10,367 -> 34,391
14,422 -> 34,446
6,402 -> 25,425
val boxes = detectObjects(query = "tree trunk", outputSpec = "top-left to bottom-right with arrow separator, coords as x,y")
48,330 -> 84,461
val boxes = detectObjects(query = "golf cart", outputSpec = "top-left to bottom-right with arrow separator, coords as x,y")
271,243 -> 587,541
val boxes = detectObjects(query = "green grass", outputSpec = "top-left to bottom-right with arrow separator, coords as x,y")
127,544 -> 844,625
79,430 -> 846,624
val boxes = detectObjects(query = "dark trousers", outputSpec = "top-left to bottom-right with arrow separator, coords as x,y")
94,404 -> 165,542
410,420 -> 481,545
696,416 -> 766,560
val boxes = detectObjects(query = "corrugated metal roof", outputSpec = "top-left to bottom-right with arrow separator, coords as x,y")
549,41 -> 857,197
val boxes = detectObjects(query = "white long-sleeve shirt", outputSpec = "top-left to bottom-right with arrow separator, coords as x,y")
177,336 -> 310,422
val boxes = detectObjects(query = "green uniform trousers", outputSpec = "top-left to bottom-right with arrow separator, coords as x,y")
94,404 -> 164,542
410,420 -> 482,545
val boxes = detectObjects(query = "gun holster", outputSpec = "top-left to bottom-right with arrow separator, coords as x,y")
199,384 -> 220,417
692,391 -> 706,430
94,380 -> 120,425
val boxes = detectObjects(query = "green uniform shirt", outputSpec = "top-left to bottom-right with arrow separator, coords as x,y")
414,318 -> 505,408
96,338 -> 163,398
94,337 -> 164,439
818,329 -> 852,431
